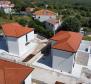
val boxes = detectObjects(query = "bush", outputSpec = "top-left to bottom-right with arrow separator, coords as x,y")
16,18 -> 28,26
0,9 -> 7,19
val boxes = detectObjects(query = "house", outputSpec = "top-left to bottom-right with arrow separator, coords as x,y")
51,31 -> 83,73
0,1 -> 14,14
44,18 -> 61,34
0,59 -> 34,84
0,23 -> 48,62
33,9 -> 57,22
1,23 -> 34,57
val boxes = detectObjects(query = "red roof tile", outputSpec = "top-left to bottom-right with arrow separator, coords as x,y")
1,23 -> 33,38
0,69 -> 5,84
33,9 -> 56,16
0,59 -> 33,84
51,31 -> 83,53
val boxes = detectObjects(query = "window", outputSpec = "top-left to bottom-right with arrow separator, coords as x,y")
85,48 -> 88,52
26,34 -> 28,42
25,34 -> 30,46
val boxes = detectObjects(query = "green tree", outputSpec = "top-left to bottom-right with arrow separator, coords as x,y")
88,18 -> 91,27
0,9 -> 7,19
60,16 -> 81,32
75,14 -> 82,21
28,18 -> 53,38
16,18 -> 28,26
11,0 -> 32,11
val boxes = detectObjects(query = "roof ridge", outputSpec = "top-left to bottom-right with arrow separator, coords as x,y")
66,32 -> 76,51
51,31 -> 82,52
66,41 -> 75,51
1,23 -> 33,37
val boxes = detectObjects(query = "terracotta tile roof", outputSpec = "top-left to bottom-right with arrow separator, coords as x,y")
1,23 -> 33,38
0,59 -> 33,84
46,18 -> 59,25
0,69 -> 5,84
51,31 -> 83,53
33,9 -> 56,16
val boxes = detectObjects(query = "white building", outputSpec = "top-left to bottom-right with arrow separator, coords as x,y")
51,31 -> 91,78
0,23 -> 48,62
33,9 -> 56,22
44,18 -> 61,34
51,31 -> 83,73
0,1 -> 14,14
1,23 -> 35,57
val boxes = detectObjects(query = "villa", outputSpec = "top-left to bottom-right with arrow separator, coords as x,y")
0,23 -> 49,62
0,59 -> 33,84
33,9 -> 57,22
1,23 -> 34,57
0,0 -> 14,14
51,31 -> 91,76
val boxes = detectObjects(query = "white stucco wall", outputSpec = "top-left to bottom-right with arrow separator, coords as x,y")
18,35 -> 28,56
18,31 -> 35,57
6,31 -> 35,57
27,31 -> 34,42
52,49 -> 75,73
6,37 -> 19,56
54,23 -> 60,31
54,21 -> 62,31
25,74 -> 32,84
35,15 -> 56,22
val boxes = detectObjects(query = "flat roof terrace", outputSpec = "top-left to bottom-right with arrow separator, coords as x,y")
0,34 -> 49,63
76,51 -> 89,66
21,35 -> 49,62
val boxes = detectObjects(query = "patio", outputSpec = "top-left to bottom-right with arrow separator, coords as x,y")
76,51 -> 89,66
